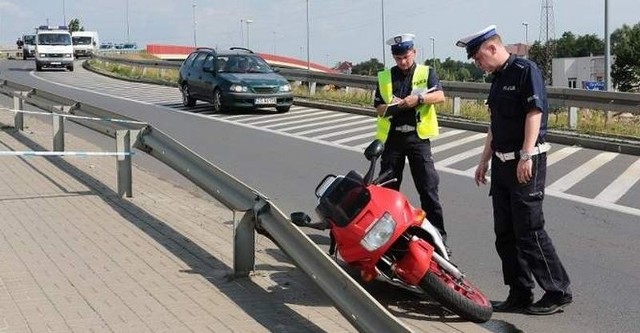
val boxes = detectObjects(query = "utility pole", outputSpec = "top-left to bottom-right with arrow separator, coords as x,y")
604,0 -> 611,91
192,0 -> 197,47
430,37 -> 436,72
306,0 -> 310,71
381,0 -> 386,67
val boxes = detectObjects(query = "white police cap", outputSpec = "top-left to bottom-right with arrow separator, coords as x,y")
386,33 -> 416,55
455,25 -> 498,58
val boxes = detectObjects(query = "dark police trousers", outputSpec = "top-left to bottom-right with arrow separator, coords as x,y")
380,131 -> 446,239
490,153 -> 571,297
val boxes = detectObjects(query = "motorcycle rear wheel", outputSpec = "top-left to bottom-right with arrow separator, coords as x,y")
419,264 -> 492,323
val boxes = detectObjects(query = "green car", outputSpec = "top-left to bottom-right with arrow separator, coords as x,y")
178,47 -> 293,113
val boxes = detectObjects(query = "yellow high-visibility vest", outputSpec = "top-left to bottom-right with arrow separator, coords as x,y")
376,65 -> 439,142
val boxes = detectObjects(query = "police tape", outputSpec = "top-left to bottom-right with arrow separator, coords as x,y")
0,107 -> 147,125
0,151 -> 134,157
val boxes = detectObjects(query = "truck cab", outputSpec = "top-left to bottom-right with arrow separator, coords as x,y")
72,31 -> 100,58
22,34 -> 36,60
35,25 -> 74,71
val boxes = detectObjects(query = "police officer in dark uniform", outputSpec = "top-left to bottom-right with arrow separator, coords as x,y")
457,25 -> 572,315
373,33 -> 448,242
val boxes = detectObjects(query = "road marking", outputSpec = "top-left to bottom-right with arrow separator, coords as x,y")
595,158 -> 640,203
436,145 -> 485,167
312,124 -> 375,140
334,132 -> 375,144
292,117 -> 373,135
262,113 -> 345,128
278,115 -> 363,132
431,129 -> 466,141
432,133 -> 486,153
241,110 -> 331,124
547,146 -> 583,166
547,152 -> 618,192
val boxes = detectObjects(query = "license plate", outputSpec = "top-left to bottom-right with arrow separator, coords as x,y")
255,97 -> 277,105
50,62 -> 61,65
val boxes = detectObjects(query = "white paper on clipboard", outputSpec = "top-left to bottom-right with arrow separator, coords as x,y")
410,86 -> 438,96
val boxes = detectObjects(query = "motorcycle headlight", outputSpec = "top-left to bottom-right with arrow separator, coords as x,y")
230,84 -> 248,92
279,83 -> 291,92
360,212 -> 396,251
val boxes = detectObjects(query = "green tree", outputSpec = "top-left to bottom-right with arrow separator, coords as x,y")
611,23 -> 640,92
574,34 -> 604,56
68,18 -> 84,32
351,58 -> 384,76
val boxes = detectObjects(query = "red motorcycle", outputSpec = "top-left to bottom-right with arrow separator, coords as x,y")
291,140 -> 492,323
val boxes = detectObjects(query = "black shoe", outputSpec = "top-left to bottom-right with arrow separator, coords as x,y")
492,292 -> 534,313
526,293 -> 572,315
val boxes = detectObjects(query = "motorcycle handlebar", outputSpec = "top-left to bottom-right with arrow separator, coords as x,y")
372,168 -> 393,185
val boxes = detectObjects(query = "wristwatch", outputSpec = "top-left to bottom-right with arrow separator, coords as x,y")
519,150 -> 532,161
418,94 -> 424,104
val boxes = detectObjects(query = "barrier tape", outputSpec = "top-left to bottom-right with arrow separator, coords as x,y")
0,107 -> 147,125
0,151 -> 134,157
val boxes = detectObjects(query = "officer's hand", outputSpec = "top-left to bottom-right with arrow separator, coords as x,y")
517,159 -> 533,183
402,95 -> 420,108
475,162 -> 488,186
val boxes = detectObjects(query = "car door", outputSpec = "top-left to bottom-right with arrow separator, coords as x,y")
199,54 -> 218,102
189,52 -> 209,98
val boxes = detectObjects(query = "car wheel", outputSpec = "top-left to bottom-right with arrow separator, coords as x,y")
276,106 -> 291,113
36,63 -> 42,71
181,84 -> 196,107
212,89 -> 223,113
67,64 -> 74,72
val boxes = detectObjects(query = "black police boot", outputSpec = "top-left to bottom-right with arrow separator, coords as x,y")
526,292 -> 573,315
492,290 -> 534,313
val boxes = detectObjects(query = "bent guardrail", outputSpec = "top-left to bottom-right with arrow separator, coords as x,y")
0,79 -> 415,333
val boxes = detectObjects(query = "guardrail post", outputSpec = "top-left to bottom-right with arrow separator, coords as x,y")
233,210 -> 256,277
52,111 -> 65,151
116,129 -> 135,197
452,96 -> 461,116
309,81 -> 317,96
569,107 -> 578,129
13,95 -> 24,131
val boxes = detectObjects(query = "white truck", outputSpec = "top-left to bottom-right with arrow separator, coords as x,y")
72,31 -> 100,58
34,25 -> 74,71
22,34 -> 36,60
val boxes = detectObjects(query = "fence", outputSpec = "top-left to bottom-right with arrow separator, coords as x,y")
0,79 -> 415,333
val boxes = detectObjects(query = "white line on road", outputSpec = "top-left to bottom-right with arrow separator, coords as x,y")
547,152 -> 618,192
594,158 -> 640,203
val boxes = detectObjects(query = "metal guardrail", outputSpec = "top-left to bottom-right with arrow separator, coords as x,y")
0,79 -> 414,333
91,53 -> 640,129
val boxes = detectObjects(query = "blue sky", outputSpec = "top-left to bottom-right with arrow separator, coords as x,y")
1,0 -> 638,65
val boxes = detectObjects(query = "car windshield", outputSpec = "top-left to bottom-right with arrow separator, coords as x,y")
24,35 -> 36,45
72,36 -> 92,45
38,33 -> 71,46
218,55 -> 273,73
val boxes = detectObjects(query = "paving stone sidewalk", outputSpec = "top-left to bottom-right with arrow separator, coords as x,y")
0,115 -> 491,333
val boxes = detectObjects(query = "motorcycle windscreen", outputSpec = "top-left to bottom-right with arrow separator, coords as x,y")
316,170 -> 371,227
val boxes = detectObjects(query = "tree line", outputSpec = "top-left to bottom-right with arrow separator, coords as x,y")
350,22 -> 640,92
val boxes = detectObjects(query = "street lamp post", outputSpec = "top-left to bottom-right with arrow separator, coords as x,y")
192,0 -> 197,47
522,21 -> 529,58
245,19 -> 253,49
430,37 -> 436,71
240,19 -> 244,47
62,0 -> 66,26
381,0 -> 386,67
125,0 -> 130,43
306,0 -> 310,71
604,0 -> 611,91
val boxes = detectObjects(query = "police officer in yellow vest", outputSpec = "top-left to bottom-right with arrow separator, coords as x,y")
374,33 -> 448,242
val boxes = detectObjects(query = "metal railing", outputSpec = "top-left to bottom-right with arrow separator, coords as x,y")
0,79 -> 415,333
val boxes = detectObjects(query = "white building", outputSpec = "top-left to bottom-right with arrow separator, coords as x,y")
552,55 -> 612,90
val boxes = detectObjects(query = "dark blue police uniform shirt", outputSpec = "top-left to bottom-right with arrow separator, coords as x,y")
374,63 -> 442,127
488,54 -> 548,152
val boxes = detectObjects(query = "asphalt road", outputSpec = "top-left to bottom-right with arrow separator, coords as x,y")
1,59 -> 639,333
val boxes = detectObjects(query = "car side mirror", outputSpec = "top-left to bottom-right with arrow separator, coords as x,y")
364,140 -> 384,161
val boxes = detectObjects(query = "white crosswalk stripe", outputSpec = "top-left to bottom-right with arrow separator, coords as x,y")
595,158 -> 640,202
548,152 -> 618,192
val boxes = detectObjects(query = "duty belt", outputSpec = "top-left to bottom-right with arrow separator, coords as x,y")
394,125 -> 416,133
494,143 -> 551,162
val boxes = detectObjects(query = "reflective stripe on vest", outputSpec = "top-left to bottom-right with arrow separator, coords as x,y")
376,65 -> 439,142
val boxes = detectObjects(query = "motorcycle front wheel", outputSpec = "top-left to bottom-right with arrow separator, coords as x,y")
419,263 -> 493,323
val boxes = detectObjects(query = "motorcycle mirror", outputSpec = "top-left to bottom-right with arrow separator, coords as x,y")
290,212 -> 312,226
364,140 -> 384,161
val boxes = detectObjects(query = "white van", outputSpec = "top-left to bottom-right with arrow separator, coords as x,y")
22,34 -> 36,59
72,31 -> 100,58
35,25 -> 74,71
